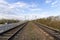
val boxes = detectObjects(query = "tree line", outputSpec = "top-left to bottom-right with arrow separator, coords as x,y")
0,19 -> 20,24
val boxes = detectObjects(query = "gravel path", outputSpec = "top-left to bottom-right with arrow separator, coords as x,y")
13,22 -> 41,40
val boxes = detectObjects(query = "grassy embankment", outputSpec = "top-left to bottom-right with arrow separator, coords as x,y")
34,16 -> 60,30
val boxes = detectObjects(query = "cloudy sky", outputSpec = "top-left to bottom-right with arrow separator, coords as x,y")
0,0 -> 60,20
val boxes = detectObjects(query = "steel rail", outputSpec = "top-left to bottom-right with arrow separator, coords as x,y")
0,22 -> 28,40
34,22 -> 60,40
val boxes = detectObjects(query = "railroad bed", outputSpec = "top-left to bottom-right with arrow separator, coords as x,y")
0,22 -> 28,40
34,22 -> 60,40
0,21 -> 60,40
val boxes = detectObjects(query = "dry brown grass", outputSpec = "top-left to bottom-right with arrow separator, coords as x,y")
34,17 -> 60,30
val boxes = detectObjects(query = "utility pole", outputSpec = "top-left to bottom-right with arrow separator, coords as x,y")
24,16 -> 26,21
35,16 -> 37,22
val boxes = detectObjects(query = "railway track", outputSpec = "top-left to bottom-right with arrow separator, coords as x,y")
34,22 -> 60,40
0,22 -> 28,40
0,21 -> 60,40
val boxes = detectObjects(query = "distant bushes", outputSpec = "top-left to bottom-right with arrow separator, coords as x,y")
35,16 -> 60,30
0,19 -> 20,24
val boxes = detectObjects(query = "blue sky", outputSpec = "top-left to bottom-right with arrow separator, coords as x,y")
0,0 -> 60,20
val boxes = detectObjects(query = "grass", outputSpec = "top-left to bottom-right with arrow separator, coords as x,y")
33,17 -> 60,30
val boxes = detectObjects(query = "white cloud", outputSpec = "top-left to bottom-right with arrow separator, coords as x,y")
29,8 -> 42,11
51,5 -> 57,7
51,1 -> 58,5
9,2 -> 28,9
16,2 -> 27,7
1,0 -> 58,20
51,0 -> 58,7
0,0 -> 5,3
45,0 -> 52,3
0,0 -> 43,20
45,0 -> 60,7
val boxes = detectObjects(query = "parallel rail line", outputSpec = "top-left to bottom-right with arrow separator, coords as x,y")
0,22 -> 28,40
0,22 -> 26,34
34,22 -> 60,40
